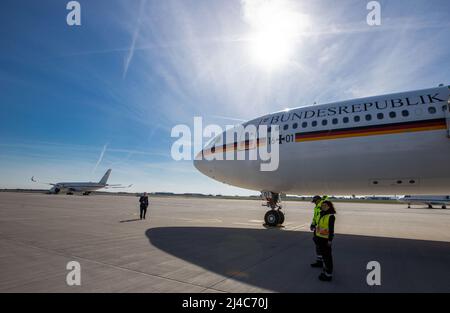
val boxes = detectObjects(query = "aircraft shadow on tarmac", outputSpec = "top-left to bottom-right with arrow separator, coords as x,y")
146,227 -> 450,292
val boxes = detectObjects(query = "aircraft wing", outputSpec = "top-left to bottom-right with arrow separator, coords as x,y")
31,176 -> 56,186
104,184 -> 133,189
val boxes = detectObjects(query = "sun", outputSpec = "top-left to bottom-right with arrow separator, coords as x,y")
244,0 -> 310,70
249,29 -> 292,70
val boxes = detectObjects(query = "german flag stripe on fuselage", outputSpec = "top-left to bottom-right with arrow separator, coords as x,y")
202,138 -> 267,156
202,118 -> 447,156
295,118 -> 446,142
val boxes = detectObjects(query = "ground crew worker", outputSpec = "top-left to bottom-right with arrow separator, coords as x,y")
139,192 -> 149,220
310,195 -> 328,268
314,200 -> 336,282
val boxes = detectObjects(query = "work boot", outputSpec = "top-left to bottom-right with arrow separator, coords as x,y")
318,272 -> 332,282
310,261 -> 323,268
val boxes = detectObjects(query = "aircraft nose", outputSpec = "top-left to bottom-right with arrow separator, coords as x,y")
193,152 -> 214,178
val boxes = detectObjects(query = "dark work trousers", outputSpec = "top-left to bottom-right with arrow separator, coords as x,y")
317,237 -> 333,275
312,234 -> 323,262
140,205 -> 147,219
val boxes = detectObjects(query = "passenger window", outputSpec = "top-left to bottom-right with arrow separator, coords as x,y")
365,114 -> 372,121
402,110 -> 409,117
377,113 -> 383,119
428,107 -> 436,114
332,118 -> 338,125
343,117 -> 349,123
389,111 -> 396,118
293,123 -> 298,129
322,119 -> 328,126
302,122 -> 308,128
354,116 -> 360,122
283,124 -> 289,130
312,121 -> 317,127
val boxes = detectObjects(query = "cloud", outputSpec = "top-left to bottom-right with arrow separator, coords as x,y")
0,141 -> 166,157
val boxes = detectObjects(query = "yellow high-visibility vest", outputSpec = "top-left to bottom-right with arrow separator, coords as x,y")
312,196 -> 328,226
315,213 -> 334,239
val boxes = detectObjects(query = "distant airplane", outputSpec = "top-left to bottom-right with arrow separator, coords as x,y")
194,85 -> 450,226
31,169 -> 132,195
398,195 -> 450,209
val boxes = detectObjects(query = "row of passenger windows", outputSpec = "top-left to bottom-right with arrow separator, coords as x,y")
267,106 -> 439,132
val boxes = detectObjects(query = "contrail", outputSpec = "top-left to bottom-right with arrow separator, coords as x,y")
123,0 -> 147,79
211,115 -> 247,122
92,143 -> 108,177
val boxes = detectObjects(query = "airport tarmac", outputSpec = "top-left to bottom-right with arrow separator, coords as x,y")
0,192 -> 449,293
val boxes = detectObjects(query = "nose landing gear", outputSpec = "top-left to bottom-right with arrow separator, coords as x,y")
261,191 -> 284,227
264,210 -> 284,226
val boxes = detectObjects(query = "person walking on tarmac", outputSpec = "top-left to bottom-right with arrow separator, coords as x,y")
314,200 -> 336,282
139,192 -> 149,220
310,195 -> 328,268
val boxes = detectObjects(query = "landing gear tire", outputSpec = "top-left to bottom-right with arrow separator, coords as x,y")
428,204 -> 433,209
264,210 -> 280,227
261,191 -> 284,227
278,211 -> 285,225
442,205 -> 446,210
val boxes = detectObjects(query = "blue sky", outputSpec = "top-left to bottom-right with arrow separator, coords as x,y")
1,0 -> 449,195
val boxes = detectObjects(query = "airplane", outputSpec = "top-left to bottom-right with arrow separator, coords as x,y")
397,195 -> 450,209
31,169 -> 132,195
194,84 -> 450,226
